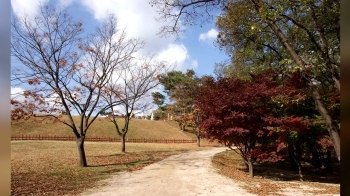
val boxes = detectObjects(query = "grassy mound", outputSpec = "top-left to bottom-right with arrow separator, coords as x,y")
11,116 -> 195,139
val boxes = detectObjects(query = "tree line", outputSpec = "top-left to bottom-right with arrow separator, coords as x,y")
149,0 -> 339,179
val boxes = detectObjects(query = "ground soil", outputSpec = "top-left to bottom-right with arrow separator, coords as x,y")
78,147 -> 339,196
79,147 -> 254,196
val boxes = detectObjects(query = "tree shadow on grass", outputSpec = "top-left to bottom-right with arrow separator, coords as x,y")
86,151 -> 172,176
88,157 -> 154,167
251,160 -> 340,184
87,149 -> 200,176
99,150 -> 188,157
218,151 -> 340,184
92,158 -> 157,175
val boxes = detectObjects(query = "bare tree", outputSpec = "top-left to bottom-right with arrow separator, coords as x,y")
11,6 -> 143,166
102,56 -> 171,152
150,0 -> 225,38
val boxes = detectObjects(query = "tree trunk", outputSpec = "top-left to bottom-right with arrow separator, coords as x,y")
288,144 -> 298,171
295,143 -> 303,181
121,133 -> 126,152
297,161 -> 303,182
293,155 -> 303,181
310,85 -> 340,159
324,149 -> 332,171
196,132 -> 200,147
332,74 -> 340,91
248,161 -> 254,178
76,136 -> 87,167
295,143 -> 302,160
289,144 -> 303,181
178,121 -> 182,130
312,149 -> 322,170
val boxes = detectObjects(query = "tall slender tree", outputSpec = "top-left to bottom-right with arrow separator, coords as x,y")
102,56 -> 170,152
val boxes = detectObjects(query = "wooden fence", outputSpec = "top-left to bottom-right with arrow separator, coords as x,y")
11,135 -> 197,143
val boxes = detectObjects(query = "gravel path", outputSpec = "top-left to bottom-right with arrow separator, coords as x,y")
80,147 -> 255,196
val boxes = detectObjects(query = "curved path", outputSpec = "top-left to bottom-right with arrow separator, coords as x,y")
81,147 -> 255,196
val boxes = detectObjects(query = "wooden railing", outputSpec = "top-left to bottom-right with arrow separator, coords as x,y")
11,135 -> 197,143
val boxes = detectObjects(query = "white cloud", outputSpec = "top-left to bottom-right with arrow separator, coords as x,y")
78,0 -> 201,73
78,0 -> 181,55
156,44 -> 199,71
11,0 -> 198,72
11,87 -> 25,98
157,44 -> 187,65
11,0 -> 49,18
156,43 -> 192,72
11,87 -> 25,110
199,28 -> 218,43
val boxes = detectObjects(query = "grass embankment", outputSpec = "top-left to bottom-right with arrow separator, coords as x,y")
212,151 -> 340,195
11,116 -> 195,139
11,141 -> 216,195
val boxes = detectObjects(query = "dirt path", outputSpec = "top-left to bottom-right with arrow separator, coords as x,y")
80,147 -> 255,196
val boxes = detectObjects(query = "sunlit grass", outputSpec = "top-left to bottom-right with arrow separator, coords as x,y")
11,116 -> 192,139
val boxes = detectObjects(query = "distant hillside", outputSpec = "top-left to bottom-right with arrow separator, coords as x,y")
11,116 -> 196,139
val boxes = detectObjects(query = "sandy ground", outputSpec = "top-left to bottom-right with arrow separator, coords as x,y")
80,147 -> 254,196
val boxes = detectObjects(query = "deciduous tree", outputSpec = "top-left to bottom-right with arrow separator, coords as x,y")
197,72 -> 311,177
102,56 -> 170,152
11,7 -> 141,166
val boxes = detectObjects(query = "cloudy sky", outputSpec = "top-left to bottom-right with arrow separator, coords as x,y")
11,0 -> 228,76
11,0 -> 229,113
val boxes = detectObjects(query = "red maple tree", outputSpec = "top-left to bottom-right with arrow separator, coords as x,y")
196,72 -> 311,177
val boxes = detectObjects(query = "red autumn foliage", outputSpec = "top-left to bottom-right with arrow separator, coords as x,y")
196,72 -> 312,172
197,73 -> 285,165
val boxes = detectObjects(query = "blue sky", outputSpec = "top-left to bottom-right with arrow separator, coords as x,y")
11,0 -> 228,78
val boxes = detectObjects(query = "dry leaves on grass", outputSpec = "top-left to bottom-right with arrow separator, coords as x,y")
11,141 -> 204,196
211,150 -> 340,196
